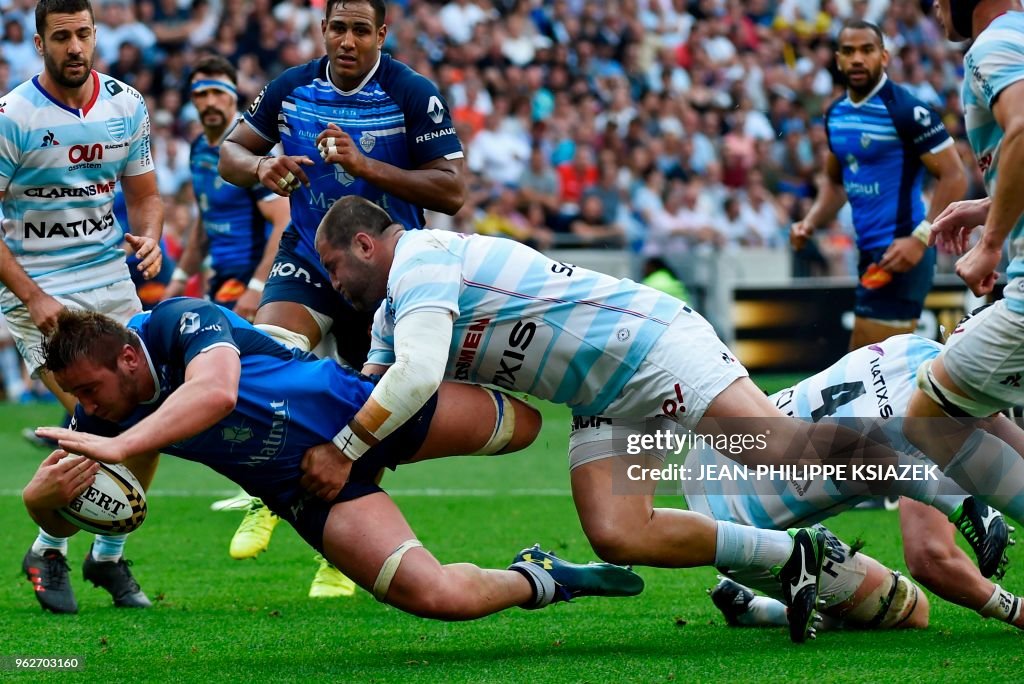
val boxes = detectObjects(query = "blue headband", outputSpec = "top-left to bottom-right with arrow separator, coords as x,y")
190,79 -> 238,97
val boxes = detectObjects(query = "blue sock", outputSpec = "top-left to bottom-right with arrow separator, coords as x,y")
92,534 -> 127,562
32,529 -> 68,556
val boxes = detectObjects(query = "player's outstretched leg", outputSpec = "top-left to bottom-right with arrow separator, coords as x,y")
229,498 -> 280,559
82,541 -> 151,608
309,553 -> 357,598
23,544 -> 77,614
949,497 -> 1015,579
510,544 -> 645,606
773,528 -> 825,643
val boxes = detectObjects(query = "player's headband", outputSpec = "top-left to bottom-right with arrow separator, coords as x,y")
190,79 -> 238,99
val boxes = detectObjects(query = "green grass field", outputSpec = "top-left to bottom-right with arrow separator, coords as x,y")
1,381 -> 1021,683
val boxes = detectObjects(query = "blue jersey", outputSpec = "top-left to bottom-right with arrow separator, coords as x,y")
368,230 -> 683,415
243,54 -> 463,268
963,12 -> 1024,315
72,298 -> 375,511
190,131 -> 275,284
825,77 -> 953,251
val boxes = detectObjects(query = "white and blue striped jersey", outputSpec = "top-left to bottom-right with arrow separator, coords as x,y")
963,12 -> 1024,315
684,334 -> 942,529
0,71 -> 153,314
367,230 -> 684,415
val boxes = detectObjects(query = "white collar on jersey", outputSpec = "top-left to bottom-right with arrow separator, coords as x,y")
847,73 -> 888,108
326,52 -> 382,96
136,335 -> 162,405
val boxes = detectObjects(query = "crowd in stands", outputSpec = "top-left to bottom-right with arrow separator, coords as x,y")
0,0 -> 988,281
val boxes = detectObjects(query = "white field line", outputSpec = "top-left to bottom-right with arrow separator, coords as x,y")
0,488 -> 570,498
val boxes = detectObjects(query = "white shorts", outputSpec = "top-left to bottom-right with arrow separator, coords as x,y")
4,280 -> 142,376
568,311 -> 747,470
940,300 -> 1024,415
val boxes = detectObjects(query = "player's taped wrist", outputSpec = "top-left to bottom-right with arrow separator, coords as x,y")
979,583 -> 1023,623
331,421 -> 375,461
330,309 -> 454,458
247,277 -> 265,293
911,219 -> 932,245
171,267 -> 189,283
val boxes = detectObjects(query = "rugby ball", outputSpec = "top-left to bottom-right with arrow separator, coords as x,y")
58,462 -> 147,535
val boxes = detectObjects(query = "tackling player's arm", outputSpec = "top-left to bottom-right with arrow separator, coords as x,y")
233,196 -> 290,320
958,79 -> 1024,294
300,309 -> 454,500
120,170 -> 165,279
879,145 -> 967,273
790,152 -> 846,250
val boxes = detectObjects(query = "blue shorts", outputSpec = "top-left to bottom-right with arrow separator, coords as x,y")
262,229 -> 373,366
855,245 -> 936,322
271,391 -> 440,554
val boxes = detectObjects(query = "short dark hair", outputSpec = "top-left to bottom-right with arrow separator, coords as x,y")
837,19 -> 884,49
316,196 -> 395,248
35,0 -> 95,36
325,0 -> 387,28
42,310 -> 139,375
192,54 -> 237,85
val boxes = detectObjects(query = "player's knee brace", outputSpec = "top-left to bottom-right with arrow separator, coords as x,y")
915,360 -> 991,418
479,390 -> 517,455
372,539 -> 423,601
847,571 -> 920,628
255,323 -> 311,352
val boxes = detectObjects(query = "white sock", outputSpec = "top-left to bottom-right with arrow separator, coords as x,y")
714,521 -> 794,570
32,529 -> 68,556
737,596 -> 789,627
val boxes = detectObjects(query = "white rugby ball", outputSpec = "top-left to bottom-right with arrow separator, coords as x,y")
58,462 -> 147,535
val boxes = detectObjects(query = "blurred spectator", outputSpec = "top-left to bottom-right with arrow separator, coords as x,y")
1,17 -> 40,85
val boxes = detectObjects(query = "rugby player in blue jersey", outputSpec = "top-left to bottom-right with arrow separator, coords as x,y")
791,19 -> 966,350
217,0 -> 466,592
164,55 -> 289,323
0,0 -> 163,614
25,300 -> 644,618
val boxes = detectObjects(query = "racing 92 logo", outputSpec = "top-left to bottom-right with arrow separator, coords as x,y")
68,144 -> 103,164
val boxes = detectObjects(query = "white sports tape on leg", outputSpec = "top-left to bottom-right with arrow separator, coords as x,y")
915,359 -> 994,418
254,323 -> 312,352
479,390 -> 516,455
979,583 -> 1023,623
372,539 -> 423,602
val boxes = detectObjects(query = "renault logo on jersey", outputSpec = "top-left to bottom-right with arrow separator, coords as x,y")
426,95 -> 445,125
107,117 -> 126,142
846,153 -> 859,174
359,131 -> 376,153
859,132 -> 872,149
179,312 -> 200,335
913,106 -> 931,127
